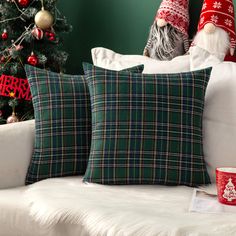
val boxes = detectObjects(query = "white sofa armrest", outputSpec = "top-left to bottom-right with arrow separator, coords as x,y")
0,120 -> 35,189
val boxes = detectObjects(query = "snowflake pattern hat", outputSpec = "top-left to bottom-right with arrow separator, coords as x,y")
198,0 -> 236,53
155,0 -> 190,52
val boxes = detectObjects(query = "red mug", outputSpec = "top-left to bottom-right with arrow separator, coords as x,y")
216,167 -> 236,205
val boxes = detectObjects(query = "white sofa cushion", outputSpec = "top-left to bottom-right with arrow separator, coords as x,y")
92,47 -> 190,73
21,177 -> 236,235
0,120 -> 35,189
203,62 -> 236,182
189,47 -> 236,182
0,184 -> 87,236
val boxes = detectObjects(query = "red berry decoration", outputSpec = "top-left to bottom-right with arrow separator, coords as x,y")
45,31 -> 56,41
49,36 -> 56,41
1,29 -> 8,40
31,27 -> 43,40
17,0 -> 30,8
27,52 -> 38,66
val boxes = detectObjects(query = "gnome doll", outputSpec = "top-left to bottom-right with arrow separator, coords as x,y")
143,0 -> 190,60
193,0 -> 236,60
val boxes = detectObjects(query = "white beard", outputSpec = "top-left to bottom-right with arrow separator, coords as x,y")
193,27 -> 230,58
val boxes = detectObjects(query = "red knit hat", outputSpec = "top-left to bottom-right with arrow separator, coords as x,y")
155,0 -> 190,52
155,0 -> 189,36
198,0 -> 236,53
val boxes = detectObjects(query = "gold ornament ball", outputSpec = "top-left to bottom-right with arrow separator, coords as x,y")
34,8 -> 54,30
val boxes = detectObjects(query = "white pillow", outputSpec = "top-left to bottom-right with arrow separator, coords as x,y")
92,47 -> 190,73
0,120 -> 35,189
203,62 -> 236,182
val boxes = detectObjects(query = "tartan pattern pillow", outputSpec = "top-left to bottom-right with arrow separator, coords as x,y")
25,64 -> 144,184
84,66 -> 212,186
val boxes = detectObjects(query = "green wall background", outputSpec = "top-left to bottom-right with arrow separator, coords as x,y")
58,0 -> 235,74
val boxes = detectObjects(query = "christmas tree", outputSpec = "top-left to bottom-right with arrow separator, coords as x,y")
223,178 -> 236,202
0,0 -> 71,124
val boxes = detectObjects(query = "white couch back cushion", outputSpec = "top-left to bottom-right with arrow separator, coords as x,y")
204,62 -> 236,182
0,120 -> 35,189
92,47 -> 190,73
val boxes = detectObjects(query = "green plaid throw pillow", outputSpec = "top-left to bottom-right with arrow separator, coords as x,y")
25,64 -> 144,184
83,66 -> 212,186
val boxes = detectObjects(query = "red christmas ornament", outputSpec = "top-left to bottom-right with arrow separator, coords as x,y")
27,52 -> 38,66
45,31 -> 56,41
17,0 -> 30,8
1,29 -> 8,40
0,56 -> 6,63
31,27 -> 44,40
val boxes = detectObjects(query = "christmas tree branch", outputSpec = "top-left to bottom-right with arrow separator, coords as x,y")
12,0 -> 26,15
0,0 -> 37,24
0,24 -> 32,53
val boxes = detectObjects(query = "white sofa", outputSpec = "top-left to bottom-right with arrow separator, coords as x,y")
0,119 -> 236,236
0,57 -> 236,235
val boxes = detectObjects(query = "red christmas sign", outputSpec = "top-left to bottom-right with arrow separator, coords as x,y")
0,74 -> 31,100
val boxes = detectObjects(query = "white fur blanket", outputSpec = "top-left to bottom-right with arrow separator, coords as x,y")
24,177 -> 236,236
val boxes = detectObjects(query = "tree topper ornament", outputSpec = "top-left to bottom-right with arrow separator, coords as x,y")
192,0 -> 236,59
143,0 -> 190,61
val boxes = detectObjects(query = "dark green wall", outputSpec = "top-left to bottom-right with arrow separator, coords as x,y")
58,0 -> 236,74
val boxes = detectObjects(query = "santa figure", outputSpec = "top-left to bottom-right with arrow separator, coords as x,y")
143,0 -> 190,60
193,0 -> 236,60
